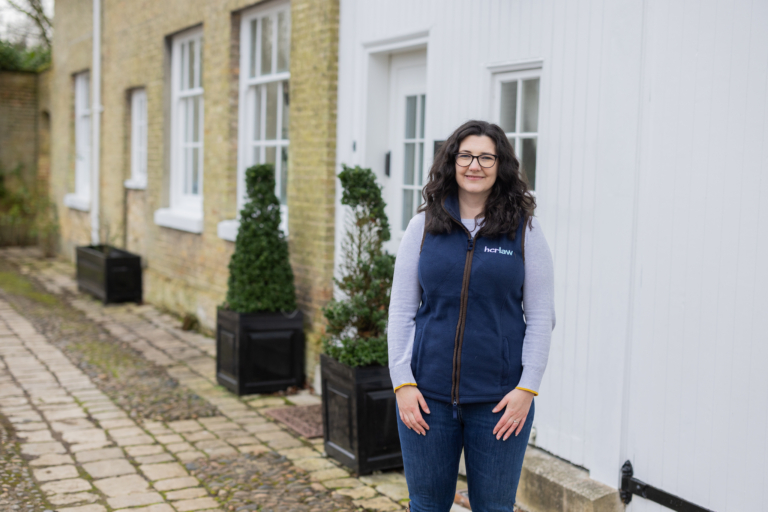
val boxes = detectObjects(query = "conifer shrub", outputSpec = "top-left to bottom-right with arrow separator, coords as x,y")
224,164 -> 297,313
322,165 -> 395,367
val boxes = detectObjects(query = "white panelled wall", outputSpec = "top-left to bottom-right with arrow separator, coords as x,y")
334,1 -> 768,511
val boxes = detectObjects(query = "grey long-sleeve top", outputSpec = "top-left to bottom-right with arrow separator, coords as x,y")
387,212 -> 556,395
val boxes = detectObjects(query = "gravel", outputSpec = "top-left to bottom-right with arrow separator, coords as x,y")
189,452 -> 360,512
0,418 -> 50,512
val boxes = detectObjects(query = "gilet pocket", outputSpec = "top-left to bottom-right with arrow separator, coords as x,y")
500,336 -> 510,387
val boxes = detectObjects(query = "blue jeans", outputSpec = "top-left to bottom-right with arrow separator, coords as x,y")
396,396 -> 535,512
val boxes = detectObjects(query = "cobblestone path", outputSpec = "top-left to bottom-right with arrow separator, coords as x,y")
0,248 -> 417,512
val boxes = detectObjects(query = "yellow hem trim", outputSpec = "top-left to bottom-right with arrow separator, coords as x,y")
394,383 -> 418,392
516,386 -> 538,396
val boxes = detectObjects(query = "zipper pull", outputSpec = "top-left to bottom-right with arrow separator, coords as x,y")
453,401 -> 458,419
467,238 -> 474,251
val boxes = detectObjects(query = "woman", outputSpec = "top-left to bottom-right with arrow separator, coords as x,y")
388,120 -> 555,511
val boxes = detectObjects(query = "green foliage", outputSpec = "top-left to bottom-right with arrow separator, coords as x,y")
322,165 -> 395,368
0,40 -> 50,72
0,163 -> 59,252
224,164 -> 297,313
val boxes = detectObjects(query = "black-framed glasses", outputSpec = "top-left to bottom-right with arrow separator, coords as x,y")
455,153 -> 497,168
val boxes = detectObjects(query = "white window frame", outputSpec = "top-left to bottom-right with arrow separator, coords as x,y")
64,71 -> 92,211
218,0 -> 290,241
490,61 -> 542,192
155,26 -> 204,234
125,88 -> 148,190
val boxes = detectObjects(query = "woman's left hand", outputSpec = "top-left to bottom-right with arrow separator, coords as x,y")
491,388 -> 534,441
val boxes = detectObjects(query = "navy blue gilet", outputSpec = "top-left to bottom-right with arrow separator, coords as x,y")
412,193 -> 526,413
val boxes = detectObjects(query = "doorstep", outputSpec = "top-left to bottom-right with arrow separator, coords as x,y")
516,447 -> 624,512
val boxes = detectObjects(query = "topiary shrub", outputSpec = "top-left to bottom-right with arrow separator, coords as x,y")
224,164 -> 297,313
321,164 -> 395,367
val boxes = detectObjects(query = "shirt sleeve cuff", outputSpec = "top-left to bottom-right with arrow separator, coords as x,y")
390,363 -> 417,391
516,366 -> 545,396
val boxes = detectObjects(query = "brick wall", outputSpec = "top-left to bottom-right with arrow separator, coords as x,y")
288,0 -> 340,374
0,71 -> 38,182
50,0 -> 340,384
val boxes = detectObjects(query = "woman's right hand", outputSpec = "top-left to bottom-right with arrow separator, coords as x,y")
395,385 -> 431,435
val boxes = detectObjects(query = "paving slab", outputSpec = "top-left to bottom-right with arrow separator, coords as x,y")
93,474 -> 150,497
62,428 -> 108,444
107,492 -> 164,509
115,434 -> 155,446
125,444 -> 164,456
336,486 -> 379,500
32,464 -> 80,481
323,478 -> 363,489
48,492 -> 100,506
155,434 -> 184,444
75,447 -> 125,463
51,418 -> 96,432
21,441 -> 66,455
164,488 -> 209,501
140,462 -> 188,481
352,497 -> 401,511
108,427 -> 146,438
135,453 -> 176,464
113,504 -> 175,512
83,458 -> 137,478
41,478 -> 93,495
69,441 -> 114,453
55,504 -> 107,512
152,476 -> 199,491
173,497 -> 220,511
29,453 -> 75,466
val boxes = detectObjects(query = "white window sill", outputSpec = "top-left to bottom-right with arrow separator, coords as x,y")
154,208 -> 203,234
217,219 -> 239,242
124,178 -> 147,190
63,193 -> 90,212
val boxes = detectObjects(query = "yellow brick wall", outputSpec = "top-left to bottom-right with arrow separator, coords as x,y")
50,0 -> 339,383
288,0 -> 340,375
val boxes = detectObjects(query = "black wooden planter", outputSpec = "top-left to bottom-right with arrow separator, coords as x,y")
320,353 -> 403,475
75,245 -> 142,304
216,309 -> 305,396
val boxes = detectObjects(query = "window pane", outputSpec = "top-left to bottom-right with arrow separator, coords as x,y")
403,143 -> 415,185
522,78 -> 540,133
265,82 -> 278,140
192,96 -> 200,143
280,146 -> 288,205
191,147 -> 200,195
250,19 -> 257,78
187,41 -> 195,90
277,11 -> 289,73
260,16 -> 273,75
419,94 -> 426,138
253,86 -> 262,141
265,146 -> 276,165
521,138 -> 537,190
281,81 -> 289,140
418,142 -> 424,186
253,146 -> 261,165
499,81 -> 518,133
405,95 -> 417,139
402,189 -> 414,231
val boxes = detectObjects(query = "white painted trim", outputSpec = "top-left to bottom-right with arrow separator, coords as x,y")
129,88 -> 147,187
64,193 -> 91,212
154,207 -> 203,234
217,219 -> 239,242
170,26 -> 204,217
362,29 -> 430,53
123,178 -> 146,190
486,58 -> 544,74
90,0 -> 102,244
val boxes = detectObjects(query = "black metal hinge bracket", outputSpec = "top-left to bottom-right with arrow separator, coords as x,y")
621,460 -> 716,512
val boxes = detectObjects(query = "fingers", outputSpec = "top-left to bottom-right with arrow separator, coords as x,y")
492,395 -> 509,413
417,394 -> 431,415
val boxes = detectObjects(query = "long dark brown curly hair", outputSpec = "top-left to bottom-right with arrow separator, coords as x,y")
418,119 -> 536,240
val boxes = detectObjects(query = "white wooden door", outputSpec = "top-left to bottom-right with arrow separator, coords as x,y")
383,50 -> 426,254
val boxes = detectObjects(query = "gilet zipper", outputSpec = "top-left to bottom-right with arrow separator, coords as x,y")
447,212 -> 478,419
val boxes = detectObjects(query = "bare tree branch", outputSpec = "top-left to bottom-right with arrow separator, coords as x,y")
6,0 -> 52,49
